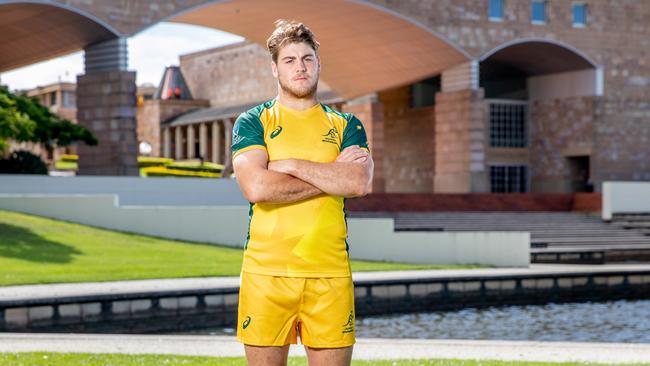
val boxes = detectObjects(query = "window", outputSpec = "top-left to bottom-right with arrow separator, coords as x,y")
531,0 -> 547,24
489,0 -> 505,21
489,102 -> 528,148
50,91 -> 57,106
410,75 -> 441,108
62,91 -> 76,108
572,3 -> 587,27
490,165 -> 528,192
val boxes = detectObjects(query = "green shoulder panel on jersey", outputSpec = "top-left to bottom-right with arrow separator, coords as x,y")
231,100 -> 276,156
320,104 -> 370,152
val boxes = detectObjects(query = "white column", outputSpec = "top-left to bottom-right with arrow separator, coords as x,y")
174,126 -> 183,160
224,119 -> 233,163
199,123 -> 208,160
212,121 -> 222,164
163,128 -> 171,158
187,124 -> 195,159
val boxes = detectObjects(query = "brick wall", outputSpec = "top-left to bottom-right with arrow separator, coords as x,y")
180,42 -> 338,109
378,86 -> 436,192
434,89 -> 487,193
137,99 -> 210,157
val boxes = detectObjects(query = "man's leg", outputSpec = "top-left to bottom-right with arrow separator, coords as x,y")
304,346 -> 353,366
245,345 -> 291,366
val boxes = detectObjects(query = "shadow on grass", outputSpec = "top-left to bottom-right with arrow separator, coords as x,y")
0,223 -> 82,263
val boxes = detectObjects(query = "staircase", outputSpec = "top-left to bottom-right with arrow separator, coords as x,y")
350,212 -> 650,264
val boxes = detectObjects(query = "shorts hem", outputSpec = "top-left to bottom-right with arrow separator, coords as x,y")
301,341 -> 356,348
237,337 -> 296,347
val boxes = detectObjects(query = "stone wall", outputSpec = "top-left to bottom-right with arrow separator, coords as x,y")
529,96 -> 598,192
76,71 -> 139,176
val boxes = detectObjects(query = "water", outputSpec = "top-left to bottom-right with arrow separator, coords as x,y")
196,299 -> 650,343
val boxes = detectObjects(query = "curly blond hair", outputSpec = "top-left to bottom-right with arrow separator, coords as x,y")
266,19 -> 319,63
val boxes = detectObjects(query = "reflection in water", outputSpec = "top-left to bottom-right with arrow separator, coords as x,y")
194,299 -> 650,343
355,299 -> 650,343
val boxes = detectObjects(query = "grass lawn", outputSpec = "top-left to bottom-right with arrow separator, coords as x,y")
1,353 -> 647,366
0,209 -> 485,286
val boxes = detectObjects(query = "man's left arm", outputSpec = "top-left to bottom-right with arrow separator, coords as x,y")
269,146 -> 373,197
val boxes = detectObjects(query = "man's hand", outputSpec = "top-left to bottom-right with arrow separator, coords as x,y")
266,145 -> 373,197
268,159 -> 296,175
336,145 -> 369,163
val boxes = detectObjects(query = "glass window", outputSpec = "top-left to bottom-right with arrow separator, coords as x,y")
489,102 -> 528,148
490,165 -> 528,193
50,91 -> 57,106
573,3 -> 587,27
62,91 -> 76,108
489,0 -> 505,21
410,75 -> 441,108
531,0 -> 547,24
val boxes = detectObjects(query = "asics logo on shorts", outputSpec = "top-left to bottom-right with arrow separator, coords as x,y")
243,316 -> 252,329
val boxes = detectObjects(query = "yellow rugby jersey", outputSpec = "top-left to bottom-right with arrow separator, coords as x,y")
231,99 -> 369,278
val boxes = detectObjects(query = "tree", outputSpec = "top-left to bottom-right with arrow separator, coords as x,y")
0,85 -> 98,157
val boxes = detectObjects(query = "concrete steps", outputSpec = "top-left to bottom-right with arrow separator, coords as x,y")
350,212 -> 650,264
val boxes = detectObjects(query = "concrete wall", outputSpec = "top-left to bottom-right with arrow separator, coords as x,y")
348,218 -> 529,267
0,175 -> 247,206
602,182 -> 650,220
0,194 -> 529,267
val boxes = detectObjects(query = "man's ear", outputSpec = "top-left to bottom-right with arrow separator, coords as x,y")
271,61 -> 278,78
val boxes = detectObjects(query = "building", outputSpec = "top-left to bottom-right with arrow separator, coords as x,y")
146,0 -> 650,194
4,0 -> 649,190
9,82 -> 78,164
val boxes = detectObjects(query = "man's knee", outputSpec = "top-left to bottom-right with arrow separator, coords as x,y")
244,344 -> 290,366
305,345 -> 353,366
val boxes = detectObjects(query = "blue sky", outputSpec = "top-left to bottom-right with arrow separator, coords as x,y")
0,22 -> 244,91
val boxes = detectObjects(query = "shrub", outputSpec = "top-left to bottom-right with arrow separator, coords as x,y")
0,150 -> 48,174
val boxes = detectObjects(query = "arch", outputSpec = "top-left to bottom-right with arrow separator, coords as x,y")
161,0 -> 470,99
479,38 -> 602,99
0,0 -> 121,72
480,38 -> 598,71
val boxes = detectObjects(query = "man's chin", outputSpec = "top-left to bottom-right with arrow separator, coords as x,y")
283,85 -> 317,99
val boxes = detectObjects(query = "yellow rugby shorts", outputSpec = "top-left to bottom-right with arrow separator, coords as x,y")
236,271 -> 356,348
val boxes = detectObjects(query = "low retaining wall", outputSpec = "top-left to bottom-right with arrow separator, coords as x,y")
2,270 -> 649,333
0,194 -> 530,267
602,182 -> 650,220
0,175 -> 246,206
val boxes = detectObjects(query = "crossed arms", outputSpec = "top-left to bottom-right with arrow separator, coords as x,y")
233,146 -> 373,204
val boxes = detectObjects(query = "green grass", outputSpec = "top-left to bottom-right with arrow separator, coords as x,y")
0,209 -> 484,286
1,353 -> 647,366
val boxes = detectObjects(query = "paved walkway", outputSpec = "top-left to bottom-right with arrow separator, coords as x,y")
0,333 -> 649,363
3,263 -> 650,302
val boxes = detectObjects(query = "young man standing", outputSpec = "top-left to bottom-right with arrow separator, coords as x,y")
231,20 -> 373,366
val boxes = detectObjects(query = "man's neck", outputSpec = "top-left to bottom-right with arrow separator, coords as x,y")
276,91 -> 319,111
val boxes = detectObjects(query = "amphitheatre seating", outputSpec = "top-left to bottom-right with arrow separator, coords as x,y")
349,212 -> 650,264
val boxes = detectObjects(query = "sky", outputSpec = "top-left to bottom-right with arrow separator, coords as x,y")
0,22 -> 244,91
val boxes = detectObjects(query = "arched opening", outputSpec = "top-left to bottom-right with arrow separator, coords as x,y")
479,39 -> 602,193
166,0 -> 469,100
0,1 -> 121,72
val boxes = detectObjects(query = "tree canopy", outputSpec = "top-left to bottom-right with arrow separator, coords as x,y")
0,85 -> 97,156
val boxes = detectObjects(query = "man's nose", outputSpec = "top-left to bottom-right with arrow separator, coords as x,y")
296,60 -> 307,72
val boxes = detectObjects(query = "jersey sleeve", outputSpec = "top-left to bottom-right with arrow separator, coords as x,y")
341,115 -> 370,152
231,110 -> 267,159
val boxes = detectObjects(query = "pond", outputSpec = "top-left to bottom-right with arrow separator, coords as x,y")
195,299 -> 650,343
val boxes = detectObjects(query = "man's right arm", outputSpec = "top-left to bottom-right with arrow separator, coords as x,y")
233,148 -> 323,204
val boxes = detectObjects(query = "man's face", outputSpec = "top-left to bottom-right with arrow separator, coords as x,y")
272,41 -> 320,99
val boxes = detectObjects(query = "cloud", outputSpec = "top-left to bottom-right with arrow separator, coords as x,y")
0,22 -> 243,91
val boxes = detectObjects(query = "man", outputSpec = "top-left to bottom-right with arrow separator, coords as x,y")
231,19 -> 373,366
